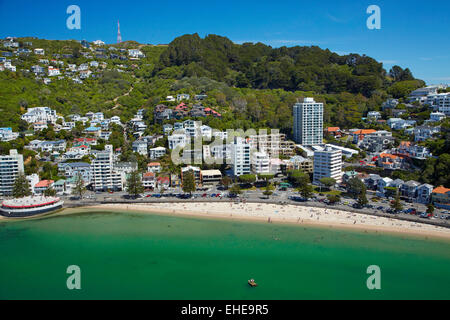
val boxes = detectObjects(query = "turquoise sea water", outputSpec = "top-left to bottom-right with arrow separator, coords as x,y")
0,209 -> 449,300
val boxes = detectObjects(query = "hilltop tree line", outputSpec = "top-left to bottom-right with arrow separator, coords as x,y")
154,34 -> 423,97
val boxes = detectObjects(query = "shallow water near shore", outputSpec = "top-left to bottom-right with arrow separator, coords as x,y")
1,209 -> 449,300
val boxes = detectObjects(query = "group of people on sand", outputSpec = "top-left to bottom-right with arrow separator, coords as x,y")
102,202 -> 448,237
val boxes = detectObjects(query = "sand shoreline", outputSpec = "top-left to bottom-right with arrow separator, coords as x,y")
2,201 -> 449,239
78,202 -> 450,240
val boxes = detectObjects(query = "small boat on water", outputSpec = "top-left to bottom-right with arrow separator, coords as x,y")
248,279 -> 258,287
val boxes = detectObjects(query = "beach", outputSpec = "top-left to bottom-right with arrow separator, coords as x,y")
86,202 -> 450,239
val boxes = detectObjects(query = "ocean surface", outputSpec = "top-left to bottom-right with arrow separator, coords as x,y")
0,209 -> 449,300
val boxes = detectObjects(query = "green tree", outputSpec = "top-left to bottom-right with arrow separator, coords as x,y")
126,170 -> 144,198
220,176 -> 232,190
71,172 -> 86,199
390,190 -> 403,212
347,177 -> 366,199
238,174 -> 257,185
288,170 -> 309,187
40,162 -> 59,181
389,66 -> 414,82
384,186 -> 398,198
357,186 -> 369,207
319,177 -> 336,191
387,80 -> 425,99
426,204 -> 435,215
44,188 -> 56,197
229,184 -> 242,196
12,173 -> 31,198
182,171 -> 196,196
263,183 -> 275,199
299,183 -> 314,200
327,194 -> 341,204
258,173 -> 274,185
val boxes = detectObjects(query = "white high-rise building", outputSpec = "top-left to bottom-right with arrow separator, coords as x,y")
230,137 -> 251,177
313,146 -> 342,185
293,98 -> 324,145
0,149 -> 24,196
438,95 -> 450,116
91,145 -> 123,192
251,152 -> 270,174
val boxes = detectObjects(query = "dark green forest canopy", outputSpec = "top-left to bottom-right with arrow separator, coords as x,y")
154,33 -> 423,96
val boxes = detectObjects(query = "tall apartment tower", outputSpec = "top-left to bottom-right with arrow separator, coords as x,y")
293,97 -> 324,145
91,145 -> 123,192
230,137 -> 251,177
313,146 -> 342,185
0,149 -> 24,196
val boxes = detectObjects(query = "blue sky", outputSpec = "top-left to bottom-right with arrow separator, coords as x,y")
1,0 -> 449,85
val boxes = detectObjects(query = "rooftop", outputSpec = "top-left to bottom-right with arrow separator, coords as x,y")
148,162 -> 161,167
2,196 -> 60,208
380,153 -> 399,160
433,186 -> 450,194
353,129 -> 377,135
35,180 -> 54,188
201,170 -> 222,176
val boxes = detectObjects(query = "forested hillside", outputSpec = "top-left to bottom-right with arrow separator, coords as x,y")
154,33 -> 423,97
1,34 -> 425,134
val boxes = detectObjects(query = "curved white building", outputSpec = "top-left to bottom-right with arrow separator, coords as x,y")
0,196 -> 64,217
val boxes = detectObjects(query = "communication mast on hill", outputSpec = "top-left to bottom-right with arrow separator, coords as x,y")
117,20 -> 122,44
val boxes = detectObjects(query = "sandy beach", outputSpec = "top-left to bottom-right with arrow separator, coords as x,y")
85,202 -> 450,239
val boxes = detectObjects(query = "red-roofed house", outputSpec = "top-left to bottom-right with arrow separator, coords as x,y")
351,129 -> 377,143
34,180 -> 54,194
204,108 -> 222,118
432,186 -> 450,209
157,176 -> 170,190
142,172 -> 156,190
377,153 -> 401,169
325,127 -> 342,138
175,103 -> 189,111
397,141 -> 412,155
